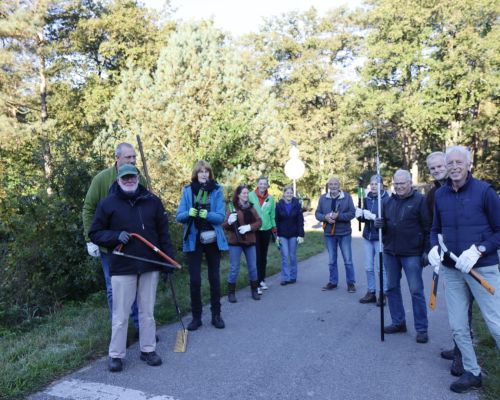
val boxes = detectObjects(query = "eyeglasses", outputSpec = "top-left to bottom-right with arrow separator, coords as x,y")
446,160 -> 465,167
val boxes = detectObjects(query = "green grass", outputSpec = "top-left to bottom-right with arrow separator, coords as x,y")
472,305 -> 500,400
0,231 -> 325,399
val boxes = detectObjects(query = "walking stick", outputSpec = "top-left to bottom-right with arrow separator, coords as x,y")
375,133 -> 384,342
357,177 -> 364,232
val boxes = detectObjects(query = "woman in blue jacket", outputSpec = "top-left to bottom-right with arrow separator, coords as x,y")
176,160 -> 228,331
275,185 -> 305,285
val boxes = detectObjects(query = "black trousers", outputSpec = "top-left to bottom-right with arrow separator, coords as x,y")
256,229 -> 272,283
186,241 -> 221,318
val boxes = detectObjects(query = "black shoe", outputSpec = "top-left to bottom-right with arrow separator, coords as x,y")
280,281 -> 288,286
359,291 -> 376,303
108,357 -> 122,372
450,372 -> 482,393
376,294 -> 386,307
440,348 -> 455,360
288,279 -> 297,284
211,314 -> 225,329
451,355 -> 465,377
140,351 -> 162,366
384,323 -> 407,334
187,318 -> 202,331
416,331 -> 429,343
347,283 -> 356,293
322,282 -> 337,291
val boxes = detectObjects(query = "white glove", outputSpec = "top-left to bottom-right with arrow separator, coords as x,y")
238,224 -> 251,234
297,237 -> 304,244
228,213 -> 237,225
428,245 -> 443,267
363,210 -> 376,221
455,245 -> 481,274
86,242 -> 100,257
355,208 -> 363,218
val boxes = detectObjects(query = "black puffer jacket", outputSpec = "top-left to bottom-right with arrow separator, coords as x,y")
382,190 -> 431,256
89,184 -> 175,276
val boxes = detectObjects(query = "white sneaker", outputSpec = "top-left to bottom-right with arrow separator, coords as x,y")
257,287 -> 263,295
260,281 -> 268,290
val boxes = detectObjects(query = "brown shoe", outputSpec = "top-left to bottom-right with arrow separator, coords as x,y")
359,291 -> 376,303
322,282 -> 338,291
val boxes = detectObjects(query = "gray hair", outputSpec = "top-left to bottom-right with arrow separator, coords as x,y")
369,174 -> 383,184
445,145 -> 471,164
115,142 -> 134,158
426,151 -> 445,167
393,169 -> 412,182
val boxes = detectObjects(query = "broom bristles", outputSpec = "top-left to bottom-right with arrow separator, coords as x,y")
174,329 -> 188,352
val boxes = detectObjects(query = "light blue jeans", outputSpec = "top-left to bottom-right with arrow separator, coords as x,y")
363,239 -> 387,293
324,234 -> 356,285
441,264 -> 500,375
384,254 -> 428,333
280,237 -> 298,282
101,252 -> 139,330
227,245 -> 257,283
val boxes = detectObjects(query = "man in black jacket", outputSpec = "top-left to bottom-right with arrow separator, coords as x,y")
89,164 -> 175,372
375,169 -> 431,343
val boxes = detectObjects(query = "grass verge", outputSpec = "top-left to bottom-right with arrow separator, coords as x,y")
0,231 -> 325,399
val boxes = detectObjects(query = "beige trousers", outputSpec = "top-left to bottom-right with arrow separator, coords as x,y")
109,271 -> 159,358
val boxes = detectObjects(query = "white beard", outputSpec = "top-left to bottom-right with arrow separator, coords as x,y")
118,180 -> 139,193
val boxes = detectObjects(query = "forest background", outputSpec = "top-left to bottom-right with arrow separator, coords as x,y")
0,0 -> 498,327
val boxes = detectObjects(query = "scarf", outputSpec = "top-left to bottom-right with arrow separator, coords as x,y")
255,189 -> 269,206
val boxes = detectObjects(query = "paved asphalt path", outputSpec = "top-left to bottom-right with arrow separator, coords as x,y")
30,218 -> 478,400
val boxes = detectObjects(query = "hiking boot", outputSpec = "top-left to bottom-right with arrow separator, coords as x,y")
108,357 -> 122,372
384,323 -> 407,334
259,281 -> 269,290
376,294 -> 386,307
347,283 -> 356,293
288,279 -> 297,284
250,281 -> 261,300
280,281 -> 288,286
322,282 -> 337,291
140,351 -> 162,366
359,291 -> 376,303
440,348 -> 455,360
416,331 -> 429,343
450,372 -> 482,393
451,354 -> 465,377
211,314 -> 225,329
187,317 -> 202,331
227,282 -> 237,303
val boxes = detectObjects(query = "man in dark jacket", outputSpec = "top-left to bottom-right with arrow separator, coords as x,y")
89,164 -> 175,372
374,169 -> 430,343
429,145 -> 500,393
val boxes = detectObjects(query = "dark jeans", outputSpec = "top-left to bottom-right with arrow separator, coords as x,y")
186,241 -> 221,318
256,229 -> 272,283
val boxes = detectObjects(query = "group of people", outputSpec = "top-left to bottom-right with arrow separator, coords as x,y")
83,146 -> 305,373
313,146 -> 499,394
83,142 -> 499,395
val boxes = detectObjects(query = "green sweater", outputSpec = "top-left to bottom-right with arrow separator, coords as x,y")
82,164 -> 146,243
248,190 -> 276,231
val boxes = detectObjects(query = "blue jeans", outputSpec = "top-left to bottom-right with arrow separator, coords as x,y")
100,252 -> 139,330
280,237 -> 298,281
441,264 -> 500,375
384,253 -> 428,333
324,234 -> 356,285
227,245 -> 257,283
363,239 -> 387,293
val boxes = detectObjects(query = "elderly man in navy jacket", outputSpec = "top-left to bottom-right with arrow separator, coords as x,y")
429,145 -> 500,394
90,164 -> 176,373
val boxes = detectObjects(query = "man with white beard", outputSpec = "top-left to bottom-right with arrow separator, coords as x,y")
89,164 -> 176,372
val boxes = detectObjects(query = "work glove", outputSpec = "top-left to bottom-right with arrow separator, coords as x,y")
297,237 -> 304,244
238,224 -> 251,234
374,218 -> 385,229
227,213 -> 238,225
428,245 -> 443,267
86,242 -> 100,257
363,210 -> 377,221
456,245 -> 481,274
118,231 -> 131,244
421,252 -> 429,268
189,207 -> 198,217
355,207 -> 363,218
199,209 -> 208,219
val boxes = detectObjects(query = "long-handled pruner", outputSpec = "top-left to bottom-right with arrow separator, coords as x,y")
438,234 -> 495,295
113,233 -> 189,352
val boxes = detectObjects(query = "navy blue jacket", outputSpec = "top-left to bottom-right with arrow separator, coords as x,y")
89,184 -> 175,276
430,174 -> 500,268
275,198 -> 305,238
382,190 -> 431,256
315,191 -> 355,236
358,190 -> 389,241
